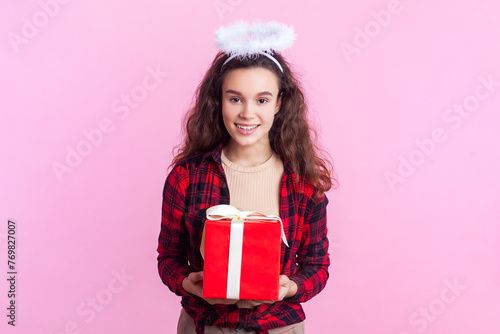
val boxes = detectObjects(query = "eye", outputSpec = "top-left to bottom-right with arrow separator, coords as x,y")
257,98 -> 268,104
229,97 -> 241,103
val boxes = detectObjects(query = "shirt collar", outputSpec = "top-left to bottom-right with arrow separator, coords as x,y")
200,142 -> 224,166
199,142 -> 311,196
201,143 -> 293,168
200,141 -> 295,176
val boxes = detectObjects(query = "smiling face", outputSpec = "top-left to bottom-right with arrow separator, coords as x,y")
221,67 -> 281,157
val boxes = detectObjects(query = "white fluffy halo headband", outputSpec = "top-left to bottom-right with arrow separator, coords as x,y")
214,21 -> 297,73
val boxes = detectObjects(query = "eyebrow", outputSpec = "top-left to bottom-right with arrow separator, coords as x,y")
224,89 -> 273,97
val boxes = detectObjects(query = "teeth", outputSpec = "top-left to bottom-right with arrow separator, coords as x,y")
236,124 -> 258,130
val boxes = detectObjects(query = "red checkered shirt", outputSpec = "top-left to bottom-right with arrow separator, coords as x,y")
157,142 -> 330,334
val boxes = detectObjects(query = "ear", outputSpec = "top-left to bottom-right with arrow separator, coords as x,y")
275,93 -> 282,113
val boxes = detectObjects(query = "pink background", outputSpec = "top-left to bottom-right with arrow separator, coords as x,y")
1,0 -> 499,333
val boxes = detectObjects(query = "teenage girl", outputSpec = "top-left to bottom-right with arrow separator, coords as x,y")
157,21 -> 337,334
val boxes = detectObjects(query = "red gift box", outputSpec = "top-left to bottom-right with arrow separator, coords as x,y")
202,205 -> 288,300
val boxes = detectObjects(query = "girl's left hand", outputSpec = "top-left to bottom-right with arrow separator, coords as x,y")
246,275 -> 297,307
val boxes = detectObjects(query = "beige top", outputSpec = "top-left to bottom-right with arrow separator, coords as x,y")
221,149 -> 284,308
221,150 -> 284,216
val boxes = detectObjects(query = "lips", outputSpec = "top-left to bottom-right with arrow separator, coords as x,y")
236,124 -> 259,130
235,123 -> 260,135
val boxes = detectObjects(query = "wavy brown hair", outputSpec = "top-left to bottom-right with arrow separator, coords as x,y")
171,51 -> 338,200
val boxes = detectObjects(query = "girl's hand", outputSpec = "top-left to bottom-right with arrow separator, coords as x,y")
246,275 -> 298,307
182,271 -> 204,298
181,271 -> 238,305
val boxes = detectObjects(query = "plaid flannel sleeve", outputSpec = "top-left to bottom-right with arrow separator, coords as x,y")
287,195 -> 330,303
157,164 -> 194,297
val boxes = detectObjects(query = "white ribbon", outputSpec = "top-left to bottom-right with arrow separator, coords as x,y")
206,205 -> 289,299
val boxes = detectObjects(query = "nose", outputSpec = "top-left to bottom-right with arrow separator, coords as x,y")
239,103 -> 256,119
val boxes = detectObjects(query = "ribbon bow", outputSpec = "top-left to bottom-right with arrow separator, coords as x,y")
206,205 -> 289,247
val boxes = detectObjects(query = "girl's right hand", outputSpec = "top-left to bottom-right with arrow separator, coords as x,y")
182,271 -> 238,305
